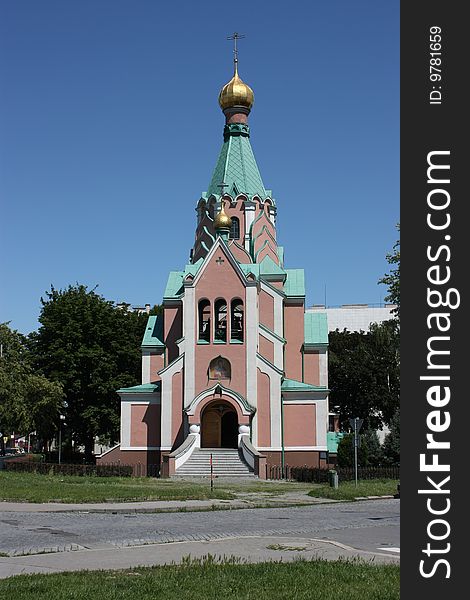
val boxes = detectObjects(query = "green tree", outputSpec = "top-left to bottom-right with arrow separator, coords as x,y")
30,285 -> 148,459
328,320 -> 400,431
362,429 -> 383,466
336,433 -> 368,468
0,323 -> 64,453
382,409 -> 400,465
149,304 -> 163,316
379,223 -> 400,319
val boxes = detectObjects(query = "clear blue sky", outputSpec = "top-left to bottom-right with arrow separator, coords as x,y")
0,0 -> 399,334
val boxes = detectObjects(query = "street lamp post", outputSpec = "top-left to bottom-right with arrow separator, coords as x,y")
349,417 -> 364,487
27,431 -> 36,454
58,415 -> 66,464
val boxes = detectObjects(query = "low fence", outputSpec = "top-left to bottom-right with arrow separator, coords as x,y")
3,460 -> 160,478
267,465 -> 399,482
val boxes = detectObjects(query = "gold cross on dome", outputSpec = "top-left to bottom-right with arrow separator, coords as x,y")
227,32 -> 245,65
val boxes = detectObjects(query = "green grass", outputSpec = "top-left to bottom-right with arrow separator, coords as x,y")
0,472 -> 311,503
0,556 -> 400,600
308,479 -> 399,501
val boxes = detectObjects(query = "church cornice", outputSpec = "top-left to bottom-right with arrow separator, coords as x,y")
223,122 -> 250,140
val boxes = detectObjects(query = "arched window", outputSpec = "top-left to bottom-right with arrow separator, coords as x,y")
208,356 -> 231,380
229,217 -> 240,240
231,299 -> 244,342
214,299 -> 227,342
198,299 -> 211,342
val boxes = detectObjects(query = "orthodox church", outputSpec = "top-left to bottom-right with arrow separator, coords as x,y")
99,50 -> 330,478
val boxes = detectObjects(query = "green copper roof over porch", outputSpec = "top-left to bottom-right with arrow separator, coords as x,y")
281,378 -> 328,392
117,382 -> 161,393
206,125 -> 267,199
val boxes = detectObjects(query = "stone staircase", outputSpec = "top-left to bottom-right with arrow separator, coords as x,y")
174,448 -> 254,478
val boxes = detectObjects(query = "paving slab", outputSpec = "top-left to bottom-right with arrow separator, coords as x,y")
0,534 -> 399,579
0,493 -> 336,514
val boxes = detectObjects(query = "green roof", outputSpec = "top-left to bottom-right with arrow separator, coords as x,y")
141,315 -> 164,348
184,258 -> 203,277
281,378 -> 328,392
164,271 -> 184,299
117,382 -> 161,394
327,431 -> 345,453
284,269 -> 305,297
240,263 -> 260,279
304,312 -> 328,345
259,255 -> 286,279
206,126 -> 267,199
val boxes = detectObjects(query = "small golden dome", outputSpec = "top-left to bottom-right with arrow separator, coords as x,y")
214,201 -> 232,230
218,63 -> 254,111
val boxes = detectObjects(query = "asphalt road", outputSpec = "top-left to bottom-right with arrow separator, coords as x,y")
0,499 -> 399,557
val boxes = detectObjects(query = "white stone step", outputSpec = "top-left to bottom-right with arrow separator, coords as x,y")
174,448 -> 254,478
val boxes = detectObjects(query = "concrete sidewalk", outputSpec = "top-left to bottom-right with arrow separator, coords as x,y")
0,493 -> 340,514
0,534 -> 400,579
0,492 -> 396,514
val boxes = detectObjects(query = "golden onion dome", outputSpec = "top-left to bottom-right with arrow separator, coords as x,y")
214,201 -> 232,230
218,63 -> 254,111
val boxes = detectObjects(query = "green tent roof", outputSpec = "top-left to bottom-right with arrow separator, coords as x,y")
206,127 -> 267,199
304,312 -> 328,345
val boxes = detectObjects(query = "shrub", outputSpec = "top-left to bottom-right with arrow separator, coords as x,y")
4,461 -> 133,477
267,464 -> 399,482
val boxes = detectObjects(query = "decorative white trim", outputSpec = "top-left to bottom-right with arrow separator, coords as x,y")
259,281 -> 284,338
119,396 -> 161,405
142,351 -> 151,384
319,349 -> 328,387
256,355 -> 282,449
258,327 -> 283,371
185,384 -> 255,417
182,286 -> 195,406
257,446 -> 327,452
268,205 -> 276,225
172,434 -> 199,469
244,200 -> 256,252
315,396 -> 328,448
282,399 -> 323,405
120,446 -> 162,451
158,353 -> 184,448
176,337 -> 185,353
282,392 -> 328,402
120,401 -> 131,448
246,283 -> 258,443
119,394 -> 161,449
192,237 -> 250,288
97,443 -> 120,458
285,446 -> 327,451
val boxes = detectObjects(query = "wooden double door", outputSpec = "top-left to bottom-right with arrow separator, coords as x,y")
201,403 -> 238,448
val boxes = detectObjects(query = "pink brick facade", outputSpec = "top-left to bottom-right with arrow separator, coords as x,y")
98,62 -> 329,476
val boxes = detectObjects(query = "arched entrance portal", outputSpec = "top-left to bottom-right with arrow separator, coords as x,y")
201,401 -> 238,448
